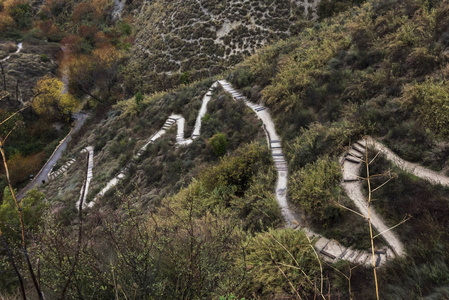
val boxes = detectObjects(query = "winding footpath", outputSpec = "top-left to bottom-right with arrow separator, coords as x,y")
341,137 -> 449,257
341,141 -> 404,257
76,146 -> 94,209
74,80 -> 389,266
43,80 -> 449,267
365,137 -> 449,186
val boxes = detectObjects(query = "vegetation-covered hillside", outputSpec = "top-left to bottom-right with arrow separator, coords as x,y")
3,0 -> 449,299
225,0 -> 449,297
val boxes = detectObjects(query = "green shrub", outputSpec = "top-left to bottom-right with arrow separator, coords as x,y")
9,2 -> 32,29
289,157 -> 342,225
402,79 -> 449,137
208,132 -> 227,157
118,21 -> 132,36
287,122 -> 353,171
200,143 -> 270,193
40,54 -> 49,62
238,228 -> 320,298
134,91 -> 143,107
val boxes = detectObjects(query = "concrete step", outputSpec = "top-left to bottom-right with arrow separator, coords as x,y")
345,156 -> 361,164
355,141 -> 366,148
352,143 -> 365,154
343,178 -> 360,182
347,149 -> 363,159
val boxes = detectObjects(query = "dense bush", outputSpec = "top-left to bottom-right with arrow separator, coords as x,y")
238,228 -> 320,298
401,79 -> 449,138
208,132 -> 228,157
289,157 -> 342,226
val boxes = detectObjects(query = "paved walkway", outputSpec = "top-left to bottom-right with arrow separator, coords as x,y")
65,81 -> 391,266
92,82 -> 219,202
17,113 -> 88,200
219,81 -> 393,266
365,137 -> 449,186
76,146 -> 94,209
341,141 -> 405,257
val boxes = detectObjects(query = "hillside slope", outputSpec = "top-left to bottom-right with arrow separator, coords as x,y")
124,0 -> 317,93
4,0 -> 449,299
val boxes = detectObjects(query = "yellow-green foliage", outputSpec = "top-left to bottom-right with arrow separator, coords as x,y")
208,132 -> 228,157
32,76 -> 78,121
402,79 -> 449,137
240,228 -> 320,298
290,157 -> 342,225
287,122 -> 354,169
261,24 -> 351,112
0,188 -> 47,233
200,142 -> 272,193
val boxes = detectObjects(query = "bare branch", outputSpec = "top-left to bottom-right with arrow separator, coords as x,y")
336,202 -> 368,219
0,106 -> 26,127
373,215 -> 412,240
371,177 -> 395,194
369,151 -> 381,165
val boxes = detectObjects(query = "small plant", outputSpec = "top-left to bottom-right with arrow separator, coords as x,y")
208,132 -> 228,157
134,91 -> 143,107
40,54 -> 49,62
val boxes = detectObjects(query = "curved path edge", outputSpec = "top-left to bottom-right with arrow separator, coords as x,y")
365,137 -> 449,186
17,113 -> 88,200
341,141 -> 405,257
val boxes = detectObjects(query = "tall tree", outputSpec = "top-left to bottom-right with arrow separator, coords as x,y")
32,76 -> 78,121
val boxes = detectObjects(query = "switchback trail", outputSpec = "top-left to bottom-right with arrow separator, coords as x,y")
31,81 -> 449,265
365,137 -> 449,186
74,80 -> 392,266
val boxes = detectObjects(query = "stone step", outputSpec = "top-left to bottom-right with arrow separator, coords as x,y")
320,250 -> 336,260
347,149 -> 363,159
345,156 -> 361,164
350,146 -> 364,156
343,178 -> 360,182
352,143 -> 365,154
355,141 -> 366,148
